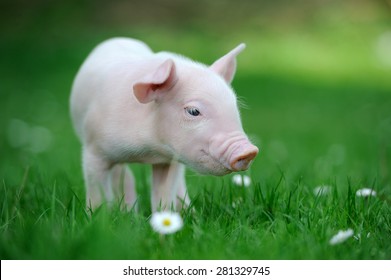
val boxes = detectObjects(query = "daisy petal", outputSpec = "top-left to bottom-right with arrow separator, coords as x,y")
356,188 -> 376,197
329,229 -> 354,245
150,211 -> 183,235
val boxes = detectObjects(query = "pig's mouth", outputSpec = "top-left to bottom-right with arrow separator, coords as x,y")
193,149 -> 232,176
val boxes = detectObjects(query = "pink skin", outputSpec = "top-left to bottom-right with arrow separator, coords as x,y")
70,38 -> 258,212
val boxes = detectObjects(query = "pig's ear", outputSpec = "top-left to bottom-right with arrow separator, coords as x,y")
210,43 -> 246,84
133,59 -> 177,104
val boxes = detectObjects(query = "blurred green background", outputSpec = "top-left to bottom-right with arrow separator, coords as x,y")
1,0 -> 391,259
1,0 -> 390,186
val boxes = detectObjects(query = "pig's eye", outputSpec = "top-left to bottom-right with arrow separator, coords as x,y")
185,107 -> 201,117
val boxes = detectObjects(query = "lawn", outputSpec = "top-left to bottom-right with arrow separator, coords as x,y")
1,2 -> 391,259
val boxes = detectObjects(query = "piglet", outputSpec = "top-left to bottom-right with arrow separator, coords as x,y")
70,38 -> 258,211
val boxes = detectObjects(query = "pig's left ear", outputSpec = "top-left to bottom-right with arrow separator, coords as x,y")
133,59 -> 177,104
210,43 -> 246,84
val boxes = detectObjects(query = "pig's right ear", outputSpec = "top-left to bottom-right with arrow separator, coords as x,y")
210,43 -> 246,84
133,59 -> 177,104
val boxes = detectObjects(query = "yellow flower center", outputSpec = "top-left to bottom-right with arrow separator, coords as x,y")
162,218 -> 171,226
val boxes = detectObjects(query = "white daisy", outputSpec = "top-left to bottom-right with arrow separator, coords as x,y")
150,211 -> 183,235
356,188 -> 377,197
232,174 -> 251,187
329,229 -> 354,245
313,185 -> 332,196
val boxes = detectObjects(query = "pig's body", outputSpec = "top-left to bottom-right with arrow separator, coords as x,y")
70,38 -> 258,211
72,39 -> 173,164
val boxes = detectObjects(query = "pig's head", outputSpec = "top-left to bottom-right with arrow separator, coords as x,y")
133,43 -> 258,175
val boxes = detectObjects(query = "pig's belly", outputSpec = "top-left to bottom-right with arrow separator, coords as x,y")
102,142 -> 174,165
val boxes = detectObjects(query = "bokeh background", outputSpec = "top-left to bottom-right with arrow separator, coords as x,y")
1,0 -> 391,186
1,0 -> 391,259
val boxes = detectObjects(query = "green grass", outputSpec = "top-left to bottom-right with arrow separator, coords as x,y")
1,22 -> 391,259
1,166 -> 390,259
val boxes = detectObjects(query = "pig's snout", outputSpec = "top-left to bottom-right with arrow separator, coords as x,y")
229,145 -> 258,171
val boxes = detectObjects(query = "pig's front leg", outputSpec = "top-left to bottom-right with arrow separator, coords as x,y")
110,164 -> 137,211
151,162 -> 186,211
83,147 -> 113,211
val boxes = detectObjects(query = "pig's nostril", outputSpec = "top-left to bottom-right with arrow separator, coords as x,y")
230,150 -> 258,171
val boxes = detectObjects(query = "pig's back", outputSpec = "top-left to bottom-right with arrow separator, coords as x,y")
70,38 -> 153,139
86,38 -> 153,60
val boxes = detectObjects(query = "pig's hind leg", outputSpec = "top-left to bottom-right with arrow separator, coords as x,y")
82,147 -> 113,211
176,169 -> 191,210
110,164 -> 137,211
